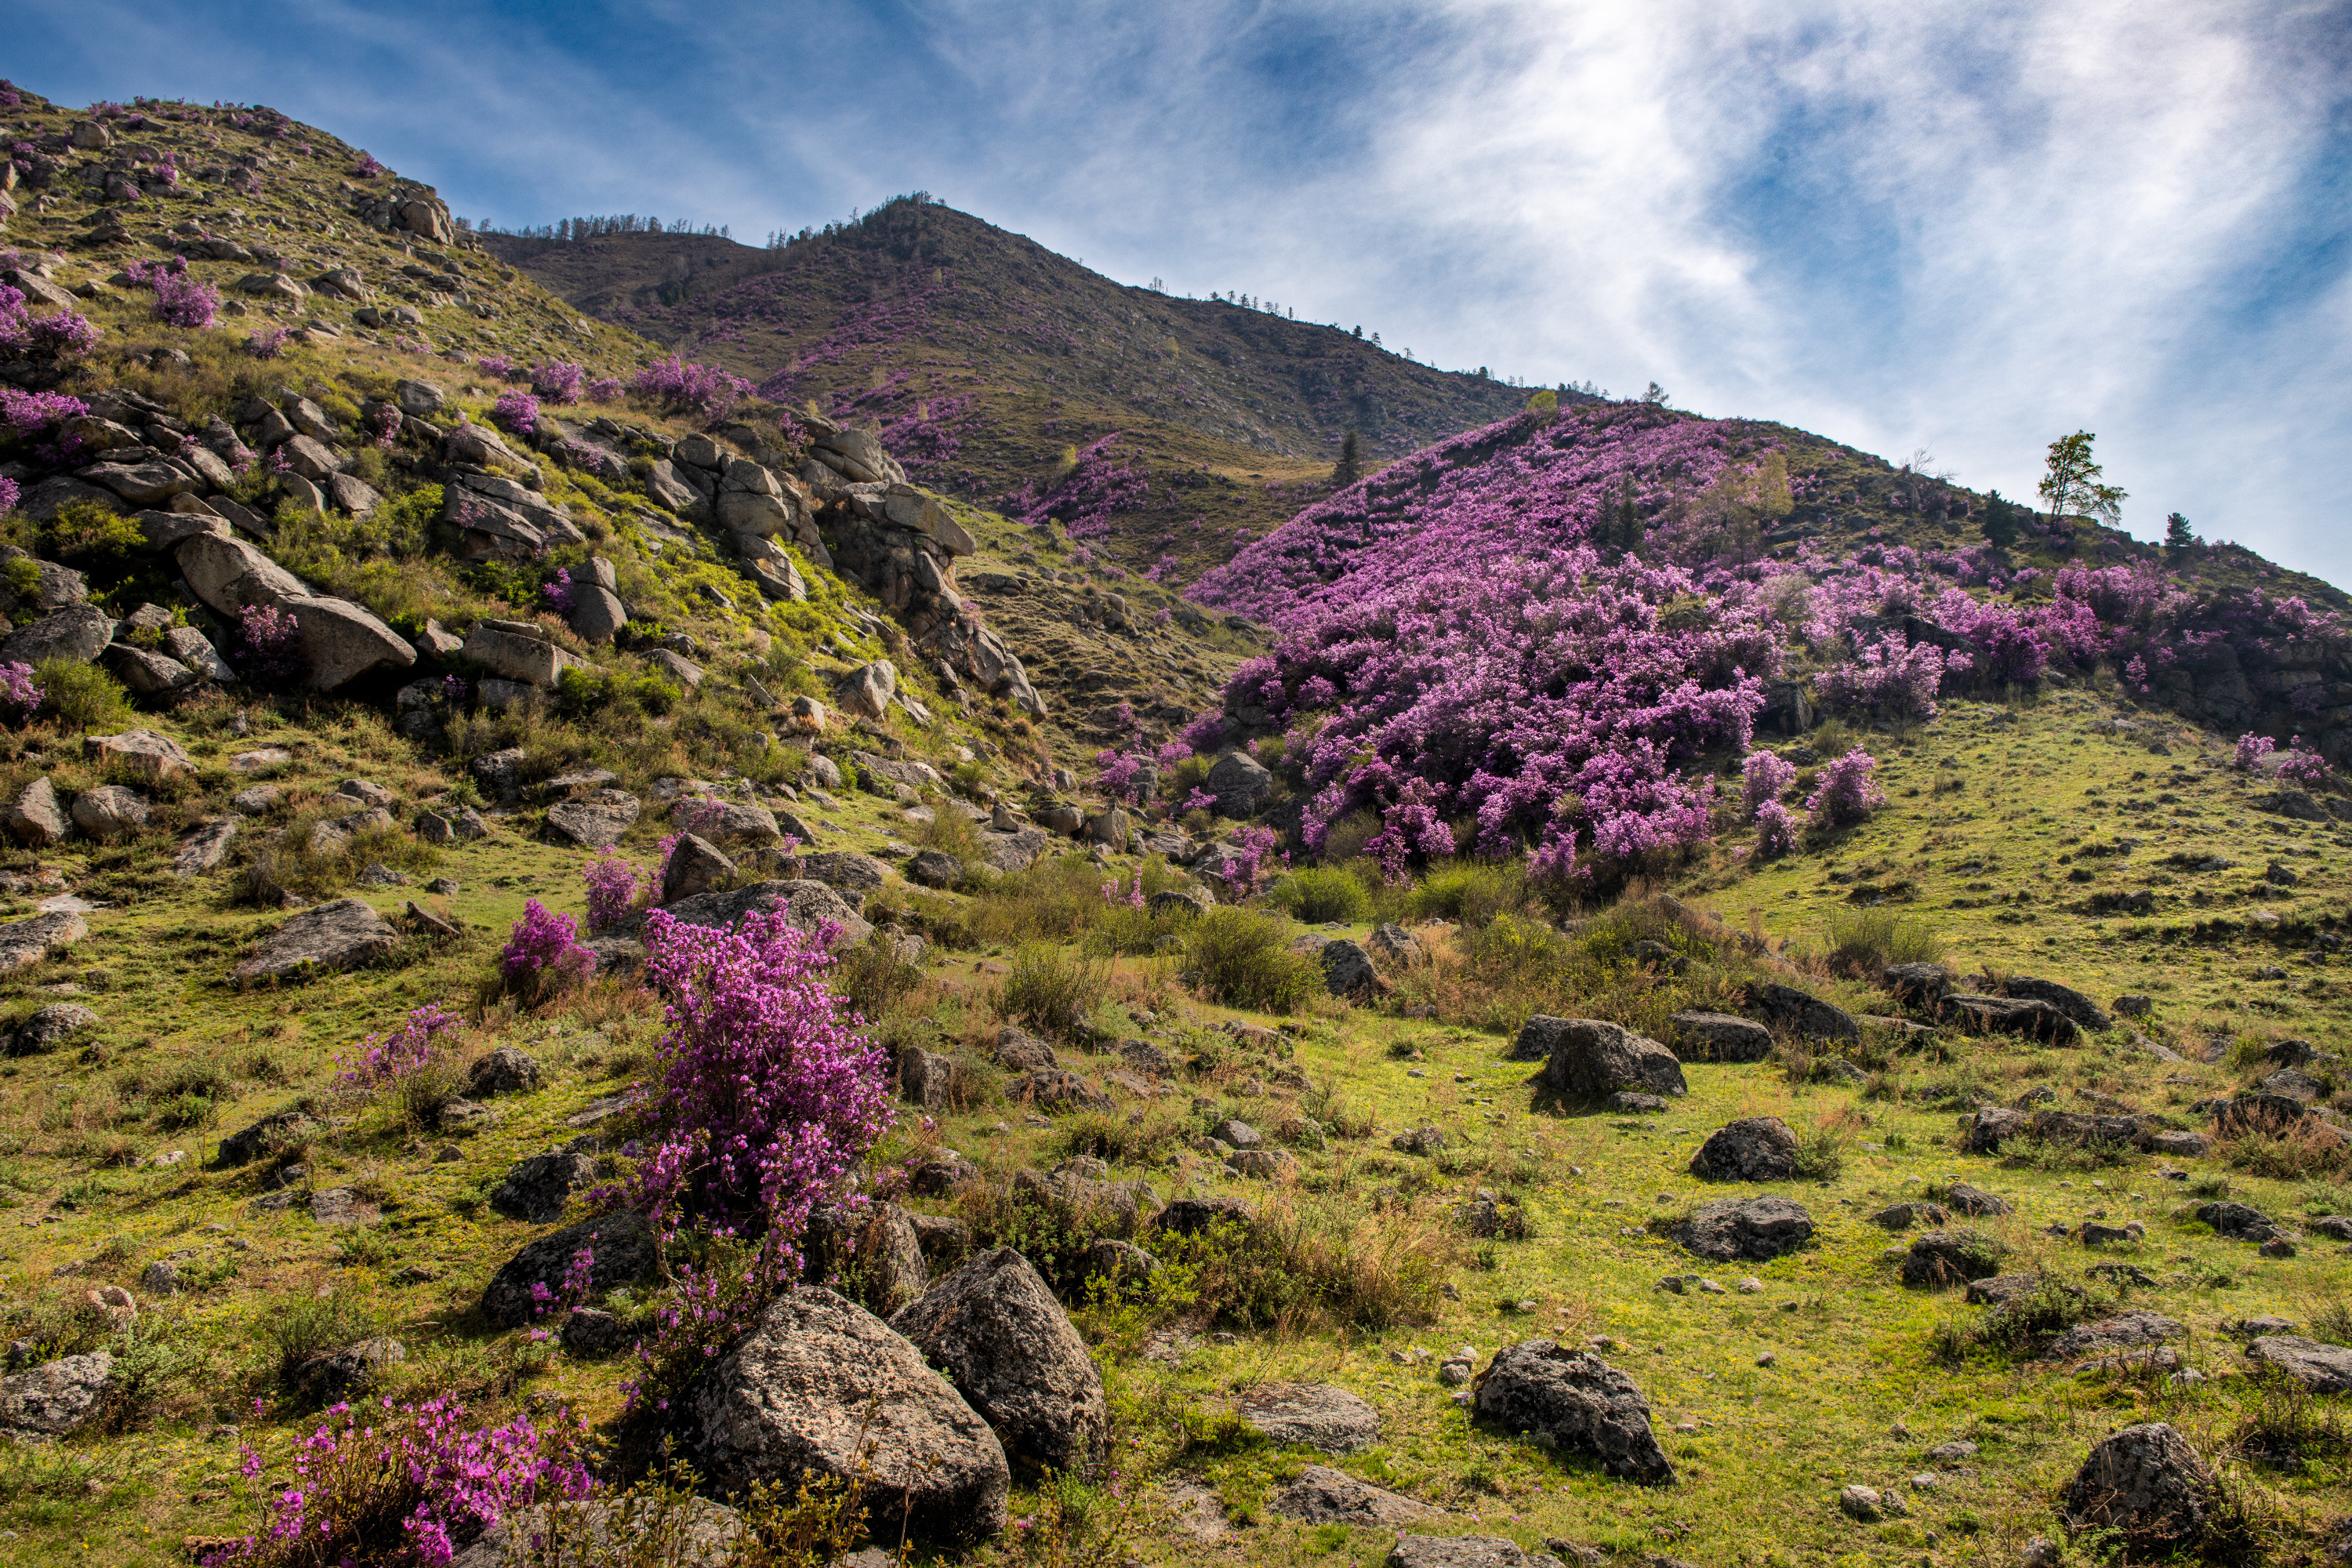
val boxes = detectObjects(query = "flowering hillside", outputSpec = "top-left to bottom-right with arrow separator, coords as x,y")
1188,403 -> 2349,884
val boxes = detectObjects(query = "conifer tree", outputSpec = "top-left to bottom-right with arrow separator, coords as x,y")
1333,430 -> 1362,487
2165,510 -> 2195,552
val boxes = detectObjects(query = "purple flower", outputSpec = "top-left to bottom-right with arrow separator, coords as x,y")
0,660 -> 39,724
530,360 -> 584,405
1804,749 -> 1884,827
492,390 -> 539,437
630,355 -> 753,422
498,900 -> 597,996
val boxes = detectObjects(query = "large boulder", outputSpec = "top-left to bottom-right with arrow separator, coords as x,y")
176,532 -> 308,613
288,597 -> 417,689
3,778 -> 67,847
1899,1230 -> 2009,1288
1689,1117 -> 1800,1181
1669,1196 -> 1814,1262
833,659 -> 897,720
804,1202 -> 930,1317
690,1286 -> 1009,1546
0,1352 -> 112,1436
1205,750 -> 1272,815
102,643 -> 196,695
0,911 -> 86,973
1748,983 -> 1858,1041
661,833 -> 736,903
481,1211 -> 661,1327
70,784 -> 148,839
2245,1335 -> 2352,1393
87,728 -> 193,782
452,1499 -> 740,1568
2002,976 -> 2111,1030
1269,1465 -> 1443,1526
232,898 -> 400,982
1471,1340 -> 1674,1484
1524,1017 -> 1687,1098
463,621 -> 584,688
1236,1384 -> 1383,1454
0,604 -> 116,666
654,880 -> 872,946
545,789 -> 641,848
2196,1201 -> 2285,1243
797,851 -> 888,894
1667,1011 -> 1774,1062
2059,1423 -> 2213,1557
890,1248 -> 1107,1479
488,1150 -> 597,1223
567,584 -> 628,644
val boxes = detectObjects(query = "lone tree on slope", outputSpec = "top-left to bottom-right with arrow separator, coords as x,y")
1333,429 -> 1362,488
2038,430 -> 2126,530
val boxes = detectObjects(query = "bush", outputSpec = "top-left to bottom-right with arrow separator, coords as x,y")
34,657 -> 129,733
832,933 -> 924,1022
1268,866 -> 1371,924
498,900 -> 597,1001
1000,942 -> 1111,1040
42,499 -> 143,561
1185,908 -> 1320,1014
1823,908 -> 1945,975
1410,860 -> 1530,928
1976,1275 -> 2102,1356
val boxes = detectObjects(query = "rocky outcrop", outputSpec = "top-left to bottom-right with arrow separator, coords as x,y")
2059,1424 -> 2213,1556
232,899 -> 399,982
2244,1335 -> 2352,1393
1670,1196 -> 1814,1262
1236,1384 -> 1383,1454
653,879 -> 873,946
689,1286 -> 1009,1546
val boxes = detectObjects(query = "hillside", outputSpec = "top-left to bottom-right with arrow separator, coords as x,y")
485,201 -> 1545,583
3,77 -> 2352,1568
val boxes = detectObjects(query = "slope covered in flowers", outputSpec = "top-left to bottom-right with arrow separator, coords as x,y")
1188,404 -> 2349,885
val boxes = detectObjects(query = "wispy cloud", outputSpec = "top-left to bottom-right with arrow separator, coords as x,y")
9,0 -> 2348,579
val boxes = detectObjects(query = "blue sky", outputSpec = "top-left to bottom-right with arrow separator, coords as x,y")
12,0 -> 2352,584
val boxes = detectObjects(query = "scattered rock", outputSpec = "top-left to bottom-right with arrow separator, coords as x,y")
295,1338 -> 406,1401
1671,1197 -> 1815,1262
1472,1339 -> 1675,1483
2003,976 -> 2113,1031
2059,1423 -> 2213,1557
7,1003 -> 98,1055
0,1352 -> 112,1436
1270,1464 -> 1443,1526
1667,1011 -> 1776,1063
1524,1017 -> 1688,1098
481,1211 -> 660,1327
546,789 -> 641,848
1900,1231 -> 2009,1289
661,833 -> 737,903
908,848 -> 961,889
1010,1069 -> 1112,1116
2245,1336 -> 2352,1393
1944,1183 -> 2011,1217
2,778 -> 67,848
466,1046 -> 543,1097
1748,983 -> 1859,1041
2197,1201 -> 2284,1243
1871,1202 -> 1951,1230
70,783 -> 149,839
0,910 -> 86,974
690,1285 -> 1009,1545
1367,923 -> 1426,967
233,898 -> 399,982
1237,1384 -> 1383,1453
490,1150 -> 597,1223
1689,1117 -> 1799,1181
451,1499 -> 739,1568
804,1202 -> 931,1317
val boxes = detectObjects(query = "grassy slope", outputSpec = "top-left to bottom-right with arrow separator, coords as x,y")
485,205 -> 1544,584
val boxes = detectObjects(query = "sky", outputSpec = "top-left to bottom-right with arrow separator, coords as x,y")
12,0 -> 2352,583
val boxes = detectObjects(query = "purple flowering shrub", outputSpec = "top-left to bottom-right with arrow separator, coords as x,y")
498,899 -> 597,999
540,567 -> 575,615
0,387 -> 87,438
583,847 -> 653,931
1805,750 -> 1885,827
241,326 -> 288,359
1740,750 -> 1796,820
0,285 -> 101,361
2277,746 -> 2332,786
1001,434 -> 1152,538
124,257 -> 220,329
2235,732 -> 2275,771
1751,800 -> 1802,858
1814,633 -> 1959,720
233,604 -> 306,685
0,662 -> 38,725
334,1005 -> 460,1091
585,376 -> 625,403
0,477 -> 16,518
491,390 -> 539,437
476,354 -> 519,380
631,355 -> 754,422
531,360 -> 584,404
629,906 -> 892,1240
209,1396 -> 595,1567
1212,826 -> 1284,899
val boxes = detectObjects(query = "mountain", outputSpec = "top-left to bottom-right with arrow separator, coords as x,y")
484,198 -> 1547,581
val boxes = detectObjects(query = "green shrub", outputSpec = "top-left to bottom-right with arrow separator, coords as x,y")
1410,859 -> 1530,928
1185,908 -> 1319,1014
1976,1276 -> 2103,1355
35,658 -> 131,733
833,934 -> 924,1022
912,802 -> 986,871
1000,943 -> 1111,1040
1269,866 -> 1372,924
263,1290 -> 377,1392
42,499 -> 143,561
1824,907 -> 1946,975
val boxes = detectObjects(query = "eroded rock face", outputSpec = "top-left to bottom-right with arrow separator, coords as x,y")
1471,1341 -> 1675,1484
1524,1017 -> 1687,1098
1688,1117 -> 1799,1182
1669,1196 -> 1814,1262
691,1286 -> 1009,1546
2245,1335 -> 2352,1393
2059,1423 -> 2212,1556
889,1247 -> 1106,1479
